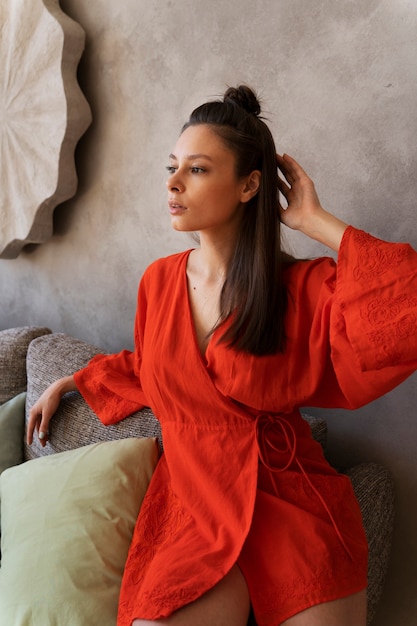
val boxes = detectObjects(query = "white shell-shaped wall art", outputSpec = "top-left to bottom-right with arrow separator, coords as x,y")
0,0 -> 92,258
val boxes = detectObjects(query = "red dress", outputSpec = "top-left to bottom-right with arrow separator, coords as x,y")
74,227 -> 417,626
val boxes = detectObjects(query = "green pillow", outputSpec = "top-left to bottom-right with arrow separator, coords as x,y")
0,437 -> 159,625
0,392 -> 26,476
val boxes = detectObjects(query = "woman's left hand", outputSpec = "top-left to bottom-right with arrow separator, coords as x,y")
277,153 -> 349,252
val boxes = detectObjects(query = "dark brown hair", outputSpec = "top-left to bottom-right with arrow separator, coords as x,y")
182,85 -> 289,355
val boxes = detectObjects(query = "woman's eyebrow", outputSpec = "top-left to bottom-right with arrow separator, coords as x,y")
169,153 -> 214,162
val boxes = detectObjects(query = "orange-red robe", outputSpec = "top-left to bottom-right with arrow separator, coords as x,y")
74,227 -> 417,626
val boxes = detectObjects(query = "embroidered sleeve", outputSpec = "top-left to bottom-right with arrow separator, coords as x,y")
74,277 -> 149,425
336,227 -> 417,372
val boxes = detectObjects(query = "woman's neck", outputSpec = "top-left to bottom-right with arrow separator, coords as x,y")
191,230 -> 237,283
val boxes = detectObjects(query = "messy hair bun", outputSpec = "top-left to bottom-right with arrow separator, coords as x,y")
223,85 -> 262,117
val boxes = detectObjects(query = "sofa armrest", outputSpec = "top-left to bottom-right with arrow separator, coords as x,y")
24,333 -> 161,461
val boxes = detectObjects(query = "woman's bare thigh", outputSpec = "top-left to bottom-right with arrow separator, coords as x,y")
132,564 -> 250,626
281,589 -> 367,626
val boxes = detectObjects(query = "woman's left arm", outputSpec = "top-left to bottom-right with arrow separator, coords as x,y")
277,153 -> 348,252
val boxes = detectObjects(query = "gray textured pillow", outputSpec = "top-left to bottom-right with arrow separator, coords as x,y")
344,462 -> 395,626
302,412 -> 327,450
24,333 -> 162,462
0,327 -> 51,404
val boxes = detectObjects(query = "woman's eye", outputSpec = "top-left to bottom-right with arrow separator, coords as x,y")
166,165 -> 206,175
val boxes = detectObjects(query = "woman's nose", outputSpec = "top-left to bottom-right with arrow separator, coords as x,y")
166,172 -> 183,192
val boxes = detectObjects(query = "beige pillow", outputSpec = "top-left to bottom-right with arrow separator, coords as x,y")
0,437 -> 159,625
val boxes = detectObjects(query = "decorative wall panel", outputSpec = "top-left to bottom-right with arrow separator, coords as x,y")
0,0 -> 92,258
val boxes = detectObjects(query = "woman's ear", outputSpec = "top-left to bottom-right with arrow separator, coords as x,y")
240,170 -> 261,203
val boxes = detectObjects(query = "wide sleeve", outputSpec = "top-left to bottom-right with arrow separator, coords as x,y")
74,275 -> 149,425
325,226 -> 417,407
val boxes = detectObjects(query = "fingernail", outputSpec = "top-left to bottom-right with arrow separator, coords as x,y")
39,431 -> 45,440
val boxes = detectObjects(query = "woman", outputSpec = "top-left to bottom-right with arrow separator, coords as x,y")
27,85 -> 417,626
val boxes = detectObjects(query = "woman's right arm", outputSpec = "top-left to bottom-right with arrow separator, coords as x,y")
27,375 -> 77,447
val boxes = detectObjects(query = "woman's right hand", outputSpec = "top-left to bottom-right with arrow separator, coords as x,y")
27,375 -> 77,447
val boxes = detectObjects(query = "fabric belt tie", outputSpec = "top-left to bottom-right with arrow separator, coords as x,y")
255,414 -> 354,561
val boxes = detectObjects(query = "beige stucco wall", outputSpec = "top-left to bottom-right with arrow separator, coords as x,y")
0,1 -> 416,623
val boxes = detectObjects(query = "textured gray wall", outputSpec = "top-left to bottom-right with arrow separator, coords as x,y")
0,1 -> 416,623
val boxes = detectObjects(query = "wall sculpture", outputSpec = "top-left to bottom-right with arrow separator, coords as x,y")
0,0 -> 92,258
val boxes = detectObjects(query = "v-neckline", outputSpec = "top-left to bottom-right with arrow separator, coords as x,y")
183,249 -> 217,366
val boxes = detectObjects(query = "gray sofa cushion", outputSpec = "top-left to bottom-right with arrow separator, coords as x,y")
301,413 -> 327,450
0,326 -> 51,404
344,462 -> 395,625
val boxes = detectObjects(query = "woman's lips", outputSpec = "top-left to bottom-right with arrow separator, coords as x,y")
168,200 -> 187,215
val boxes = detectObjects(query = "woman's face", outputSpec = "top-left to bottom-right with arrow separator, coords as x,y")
166,124 -> 256,236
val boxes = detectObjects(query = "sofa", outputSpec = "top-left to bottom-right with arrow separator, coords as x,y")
0,326 -> 395,625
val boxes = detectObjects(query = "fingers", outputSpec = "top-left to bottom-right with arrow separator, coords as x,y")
277,153 -> 311,186
277,154 -> 296,206
277,153 -> 294,183
277,152 -> 305,174
277,154 -> 299,210
277,154 -> 291,205
278,203 -> 288,223
27,406 -> 51,447
38,417 -> 50,447
277,178 -> 290,211
27,407 -> 38,445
